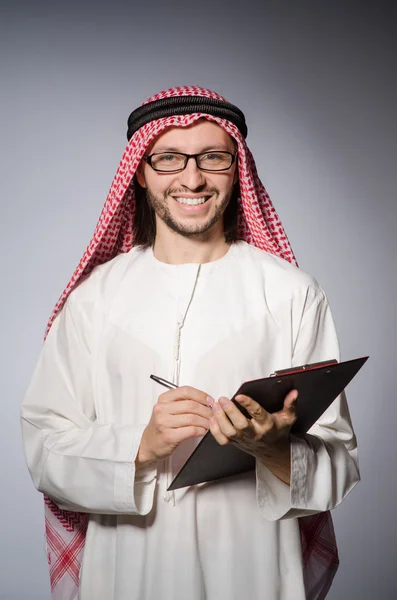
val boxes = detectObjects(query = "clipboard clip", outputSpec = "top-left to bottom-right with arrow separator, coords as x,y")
270,359 -> 338,377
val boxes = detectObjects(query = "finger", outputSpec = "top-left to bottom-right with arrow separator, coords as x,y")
271,389 -> 298,428
284,389 -> 298,412
168,426 -> 209,444
217,396 -> 251,431
158,385 -> 214,408
166,400 -> 213,420
212,400 -> 237,438
235,395 -> 270,424
281,389 -> 298,424
209,416 -> 230,446
165,413 -> 210,430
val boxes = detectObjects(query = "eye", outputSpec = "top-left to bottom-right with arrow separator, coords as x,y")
198,152 -> 233,170
201,153 -> 223,161
157,153 -> 179,163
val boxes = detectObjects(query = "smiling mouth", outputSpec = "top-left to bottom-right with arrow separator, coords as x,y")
173,196 -> 211,206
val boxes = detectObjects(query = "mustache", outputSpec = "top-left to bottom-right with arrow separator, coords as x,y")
166,186 -> 219,196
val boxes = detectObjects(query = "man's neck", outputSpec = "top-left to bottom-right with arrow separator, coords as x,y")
152,228 -> 231,265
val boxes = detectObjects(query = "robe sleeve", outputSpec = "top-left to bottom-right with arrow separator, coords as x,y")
255,288 -> 360,521
21,281 -> 157,516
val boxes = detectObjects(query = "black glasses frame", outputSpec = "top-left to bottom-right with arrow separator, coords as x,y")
143,151 -> 236,173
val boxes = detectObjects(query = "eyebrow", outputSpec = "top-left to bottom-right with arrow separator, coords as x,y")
152,145 -> 233,154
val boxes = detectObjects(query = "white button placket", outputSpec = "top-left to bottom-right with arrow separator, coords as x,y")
163,264 -> 202,505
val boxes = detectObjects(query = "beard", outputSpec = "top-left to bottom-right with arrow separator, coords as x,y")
145,185 -> 234,239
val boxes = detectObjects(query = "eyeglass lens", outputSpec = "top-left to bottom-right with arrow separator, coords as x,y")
150,152 -> 233,172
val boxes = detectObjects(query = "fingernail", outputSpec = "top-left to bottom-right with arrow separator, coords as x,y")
206,396 -> 215,405
218,397 -> 228,407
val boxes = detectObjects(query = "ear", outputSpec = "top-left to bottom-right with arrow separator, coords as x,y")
136,163 -> 147,188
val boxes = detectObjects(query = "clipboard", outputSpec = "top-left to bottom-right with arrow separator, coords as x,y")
167,356 -> 368,491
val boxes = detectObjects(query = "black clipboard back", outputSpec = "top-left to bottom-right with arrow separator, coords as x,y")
168,356 -> 368,491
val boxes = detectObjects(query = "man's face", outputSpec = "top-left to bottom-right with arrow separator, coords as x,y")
136,119 -> 238,239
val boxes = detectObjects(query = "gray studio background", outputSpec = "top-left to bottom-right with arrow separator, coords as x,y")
1,1 -> 396,599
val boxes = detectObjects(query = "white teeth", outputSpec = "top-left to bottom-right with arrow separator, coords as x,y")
174,197 -> 207,205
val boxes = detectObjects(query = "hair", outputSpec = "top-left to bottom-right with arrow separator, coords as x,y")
132,175 -> 240,247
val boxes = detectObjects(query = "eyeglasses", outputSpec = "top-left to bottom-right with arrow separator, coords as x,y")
143,151 -> 236,173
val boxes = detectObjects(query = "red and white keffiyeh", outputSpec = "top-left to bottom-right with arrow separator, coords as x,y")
43,86 -> 339,600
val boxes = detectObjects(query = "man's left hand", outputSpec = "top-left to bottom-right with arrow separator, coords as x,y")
208,390 -> 298,484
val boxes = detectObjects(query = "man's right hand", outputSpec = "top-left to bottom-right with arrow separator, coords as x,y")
135,386 -> 213,469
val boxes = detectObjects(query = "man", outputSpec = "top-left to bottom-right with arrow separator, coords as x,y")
21,86 -> 359,600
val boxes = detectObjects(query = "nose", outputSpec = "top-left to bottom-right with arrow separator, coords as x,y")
178,156 -> 206,190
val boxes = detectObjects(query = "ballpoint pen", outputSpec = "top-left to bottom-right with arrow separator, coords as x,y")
149,374 -> 178,390
150,374 -> 213,409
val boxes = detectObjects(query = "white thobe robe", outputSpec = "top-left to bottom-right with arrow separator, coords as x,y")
21,240 -> 360,600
